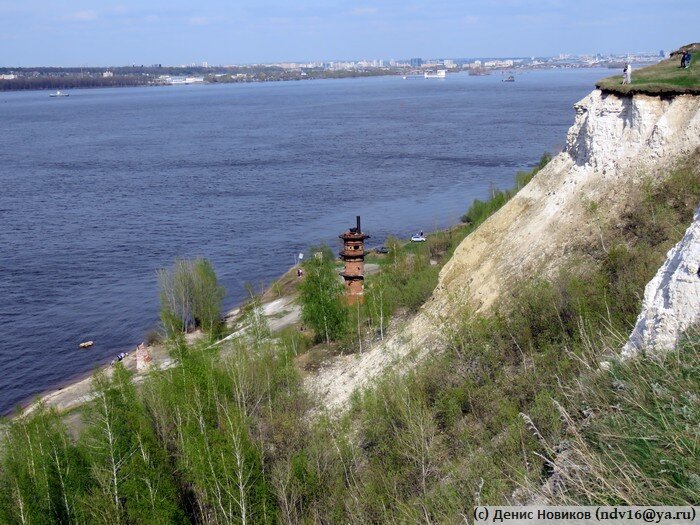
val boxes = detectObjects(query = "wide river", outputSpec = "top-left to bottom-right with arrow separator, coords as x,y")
1,68 -> 609,414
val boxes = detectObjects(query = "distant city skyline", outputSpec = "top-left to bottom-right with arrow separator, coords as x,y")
0,0 -> 695,66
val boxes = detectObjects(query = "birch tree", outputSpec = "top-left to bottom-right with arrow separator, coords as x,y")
298,245 -> 348,344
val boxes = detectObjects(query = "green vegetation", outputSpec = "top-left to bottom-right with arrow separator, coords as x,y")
157,258 -> 225,343
1,155 -> 698,522
298,246 -> 348,344
597,43 -> 700,95
550,332 -> 700,505
461,153 -> 551,226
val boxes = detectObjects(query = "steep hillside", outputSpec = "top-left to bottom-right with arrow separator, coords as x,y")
4,71 -> 700,523
309,89 -> 700,409
435,90 -> 700,315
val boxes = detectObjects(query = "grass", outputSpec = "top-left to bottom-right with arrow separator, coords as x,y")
597,43 -> 700,96
541,330 -> 700,505
1,152 -> 698,522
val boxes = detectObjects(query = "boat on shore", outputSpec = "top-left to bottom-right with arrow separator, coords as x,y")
502,75 -> 515,82
49,90 -> 69,97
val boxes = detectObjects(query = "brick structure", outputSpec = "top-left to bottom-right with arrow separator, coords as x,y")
339,216 -> 370,304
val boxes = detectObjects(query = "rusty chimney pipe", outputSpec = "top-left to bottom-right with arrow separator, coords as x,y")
356,215 -> 361,234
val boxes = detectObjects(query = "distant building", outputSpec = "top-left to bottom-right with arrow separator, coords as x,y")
102,71 -> 113,78
163,76 -> 205,85
0,74 -> 16,80
410,58 -> 423,67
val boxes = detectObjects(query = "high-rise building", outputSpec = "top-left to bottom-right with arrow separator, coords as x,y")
410,58 -> 423,67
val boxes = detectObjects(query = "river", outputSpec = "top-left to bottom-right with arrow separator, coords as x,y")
0,68 -> 609,414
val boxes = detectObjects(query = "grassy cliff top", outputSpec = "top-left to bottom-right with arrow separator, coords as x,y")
596,43 -> 700,96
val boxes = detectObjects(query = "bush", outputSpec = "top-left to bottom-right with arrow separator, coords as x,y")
145,329 -> 162,346
298,245 -> 348,344
157,257 -> 225,341
461,152 -> 551,225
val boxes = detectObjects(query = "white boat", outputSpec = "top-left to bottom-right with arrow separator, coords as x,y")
424,69 -> 447,79
49,90 -> 69,97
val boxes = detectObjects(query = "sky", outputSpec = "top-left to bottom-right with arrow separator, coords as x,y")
0,0 -> 696,66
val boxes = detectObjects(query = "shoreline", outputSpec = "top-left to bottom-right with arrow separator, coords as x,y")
6,266 -> 301,419
6,249 -> 388,420
4,165 -> 540,420
0,64 -> 617,95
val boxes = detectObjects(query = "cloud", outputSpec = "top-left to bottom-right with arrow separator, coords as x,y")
348,7 -> 379,16
66,10 -> 98,21
188,16 -> 209,26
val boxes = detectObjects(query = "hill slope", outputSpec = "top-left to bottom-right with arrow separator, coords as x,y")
310,89 -> 700,409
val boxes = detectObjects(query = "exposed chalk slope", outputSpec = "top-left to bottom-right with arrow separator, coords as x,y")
622,207 -> 700,357
308,90 -> 700,411
435,91 -> 700,315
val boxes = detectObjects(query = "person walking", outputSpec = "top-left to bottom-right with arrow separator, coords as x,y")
623,63 -> 632,85
680,50 -> 688,68
685,52 -> 692,69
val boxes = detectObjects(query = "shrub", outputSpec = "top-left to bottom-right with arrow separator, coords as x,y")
157,257 -> 225,341
298,245 -> 348,344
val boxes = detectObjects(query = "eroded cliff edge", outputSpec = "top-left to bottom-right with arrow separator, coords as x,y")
434,90 -> 700,317
309,90 -> 700,410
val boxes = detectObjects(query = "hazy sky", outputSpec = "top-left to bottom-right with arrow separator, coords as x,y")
0,0 -> 695,66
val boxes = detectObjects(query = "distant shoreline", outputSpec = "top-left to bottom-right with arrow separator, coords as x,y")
0,69 -> 397,93
0,63 -> 622,94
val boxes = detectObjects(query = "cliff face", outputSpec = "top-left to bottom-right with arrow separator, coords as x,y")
309,91 -> 700,409
435,90 -> 700,316
622,207 -> 700,357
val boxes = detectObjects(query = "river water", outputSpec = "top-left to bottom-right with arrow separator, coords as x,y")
0,68 -> 608,414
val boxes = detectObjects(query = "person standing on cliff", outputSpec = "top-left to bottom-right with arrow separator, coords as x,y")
623,63 -> 632,84
685,52 -> 692,69
680,51 -> 688,68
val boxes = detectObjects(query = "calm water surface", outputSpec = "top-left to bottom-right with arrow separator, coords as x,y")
0,69 -> 607,414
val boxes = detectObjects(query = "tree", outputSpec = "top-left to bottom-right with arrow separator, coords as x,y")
78,365 -> 183,524
0,407 -> 89,525
157,258 -> 225,341
298,246 -> 348,344
365,272 -> 392,341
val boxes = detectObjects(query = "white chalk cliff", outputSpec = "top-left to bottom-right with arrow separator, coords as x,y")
308,90 -> 700,410
622,207 -> 700,357
435,90 -> 700,315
